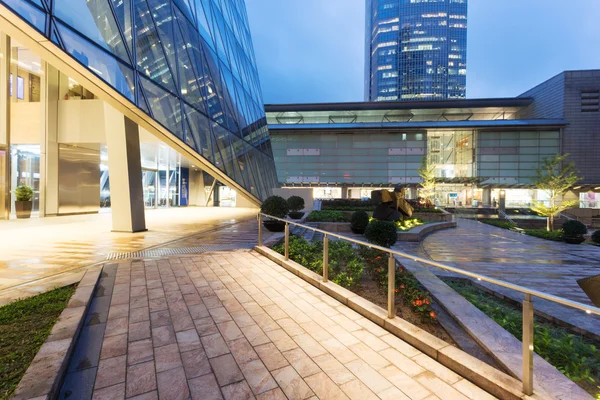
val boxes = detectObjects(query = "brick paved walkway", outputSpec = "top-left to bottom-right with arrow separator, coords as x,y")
61,250 -> 496,400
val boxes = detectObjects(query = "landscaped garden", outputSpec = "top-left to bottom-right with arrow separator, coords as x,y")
0,285 -> 76,400
444,278 -> 600,398
480,219 -> 564,242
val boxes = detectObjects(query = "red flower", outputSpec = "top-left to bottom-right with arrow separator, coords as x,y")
430,311 -> 436,319
424,299 -> 430,305
415,300 -> 423,307
400,285 -> 405,289
394,289 -> 399,293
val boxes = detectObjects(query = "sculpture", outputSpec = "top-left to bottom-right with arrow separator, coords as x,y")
371,185 -> 414,222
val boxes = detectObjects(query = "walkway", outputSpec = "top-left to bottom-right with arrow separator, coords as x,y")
0,207 -> 257,305
61,249 -> 496,400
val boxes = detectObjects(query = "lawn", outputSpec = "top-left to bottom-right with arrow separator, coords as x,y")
445,279 -> 600,398
0,285 -> 76,400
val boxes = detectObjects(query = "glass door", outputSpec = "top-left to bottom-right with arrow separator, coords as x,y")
142,169 -> 157,208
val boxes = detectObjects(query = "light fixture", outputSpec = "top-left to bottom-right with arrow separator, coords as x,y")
573,186 -> 582,190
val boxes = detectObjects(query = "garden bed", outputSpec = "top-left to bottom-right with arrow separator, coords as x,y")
444,278 -> 600,398
0,285 -> 76,400
272,236 -> 455,343
480,219 -> 564,241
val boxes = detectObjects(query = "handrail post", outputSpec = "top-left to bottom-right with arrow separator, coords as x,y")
258,214 -> 263,246
323,234 -> 329,282
388,252 -> 395,319
522,293 -> 534,395
284,222 -> 289,260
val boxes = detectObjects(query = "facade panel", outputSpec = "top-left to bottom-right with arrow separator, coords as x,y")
0,0 -> 278,200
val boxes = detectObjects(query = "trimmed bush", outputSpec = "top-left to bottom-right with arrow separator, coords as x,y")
364,220 -> 398,248
350,211 -> 370,234
321,199 -> 375,211
15,186 -> 33,201
562,220 -> 587,237
306,211 -> 348,222
592,230 -> 600,244
287,196 -> 305,212
260,196 -> 289,219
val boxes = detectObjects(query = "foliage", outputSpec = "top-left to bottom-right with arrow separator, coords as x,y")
446,279 -> 600,396
592,230 -> 600,244
523,229 -> 563,242
321,199 -> 375,211
562,220 -> 588,237
480,219 -> 517,230
0,285 -> 76,399
286,196 -> 305,212
531,154 -> 581,231
305,210 -> 348,222
396,218 -> 424,231
273,236 -> 363,288
418,157 -> 437,202
413,207 -> 443,214
260,196 -> 289,219
14,186 -> 33,202
359,247 -> 436,322
350,211 -> 370,234
364,220 -> 398,248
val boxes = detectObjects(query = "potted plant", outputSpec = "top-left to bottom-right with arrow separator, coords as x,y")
260,195 -> 289,232
287,196 -> 305,219
561,220 -> 587,244
15,185 -> 34,219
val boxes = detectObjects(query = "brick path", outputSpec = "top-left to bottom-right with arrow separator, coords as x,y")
61,250 -> 496,400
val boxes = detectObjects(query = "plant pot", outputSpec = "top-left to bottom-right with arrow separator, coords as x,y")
15,200 -> 32,219
288,212 -> 304,220
577,275 -> 600,307
263,220 -> 286,232
562,235 -> 585,244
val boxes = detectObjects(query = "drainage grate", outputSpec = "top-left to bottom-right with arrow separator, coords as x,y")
106,243 -> 256,260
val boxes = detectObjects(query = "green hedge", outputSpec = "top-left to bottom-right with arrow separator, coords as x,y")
305,211 -> 348,222
523,229 -> 563,242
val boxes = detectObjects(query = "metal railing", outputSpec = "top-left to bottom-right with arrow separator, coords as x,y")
257,213 -> 600,396
498,209 -> 517,225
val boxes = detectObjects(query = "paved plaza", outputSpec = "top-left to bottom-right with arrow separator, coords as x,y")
0,208 -> 258,305
61,249 -> 495,400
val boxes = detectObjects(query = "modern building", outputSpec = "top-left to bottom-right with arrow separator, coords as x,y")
0,0 -> 278,231
267,70 -> 600,209
365,0 -> 468,102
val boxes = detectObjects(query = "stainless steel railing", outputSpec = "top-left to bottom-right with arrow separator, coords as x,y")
257,213 -> 600,396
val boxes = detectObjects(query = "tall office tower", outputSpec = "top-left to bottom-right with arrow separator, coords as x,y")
365,0 -> 468,101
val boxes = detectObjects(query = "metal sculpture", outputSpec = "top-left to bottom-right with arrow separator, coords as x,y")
371,185 -> 414,222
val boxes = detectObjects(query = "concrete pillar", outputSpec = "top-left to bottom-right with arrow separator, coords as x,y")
482,188 -> 491,207
42,64 -> 60,216
0,32 -> 10,219
188,169 -> 206,206
341,186 -> 348,199
106,113 -> 146,232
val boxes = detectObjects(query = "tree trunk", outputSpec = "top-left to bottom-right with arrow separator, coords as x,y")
549,214 -> 554,232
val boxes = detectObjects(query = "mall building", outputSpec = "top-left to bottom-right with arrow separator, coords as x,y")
267,70 -> 600,209
0,0 -> 278,231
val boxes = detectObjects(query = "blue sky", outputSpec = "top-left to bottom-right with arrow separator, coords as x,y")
245,0 -> 600,104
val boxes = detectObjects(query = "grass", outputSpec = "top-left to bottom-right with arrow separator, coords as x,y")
445,279 -> 600,398
0,285 -> 76,399
480,219 -> 564,241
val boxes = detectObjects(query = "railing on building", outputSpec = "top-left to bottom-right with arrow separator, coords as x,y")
257,213 -> 600,396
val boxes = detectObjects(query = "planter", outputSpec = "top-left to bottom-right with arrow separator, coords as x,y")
263,220 -> 286,232
288,212 -> 304,220
562,236 -> 585,244
15,200 -> 32,219
577,275 -> 600,307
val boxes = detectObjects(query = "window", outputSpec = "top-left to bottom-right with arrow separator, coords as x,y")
16,76 -> 24,100
581,90 -> 599,112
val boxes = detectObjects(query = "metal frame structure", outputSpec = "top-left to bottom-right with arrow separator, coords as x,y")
257,213 -> 600,396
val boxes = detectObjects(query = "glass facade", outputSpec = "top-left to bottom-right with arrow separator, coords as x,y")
365,0 -> 468,101
1,0 -> 278,200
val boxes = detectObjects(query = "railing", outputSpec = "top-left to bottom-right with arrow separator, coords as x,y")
498,209 -> 517,225
257,213 -> 600,396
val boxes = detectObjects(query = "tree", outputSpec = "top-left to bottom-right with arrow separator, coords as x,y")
530,154 -> 581,231
418,157 -> 437,204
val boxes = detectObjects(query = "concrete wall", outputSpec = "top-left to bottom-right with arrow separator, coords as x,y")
272,188 -> 314,212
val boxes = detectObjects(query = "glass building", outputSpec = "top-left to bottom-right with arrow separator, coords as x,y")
0,0 -> 278,230
365,0 -> 468,102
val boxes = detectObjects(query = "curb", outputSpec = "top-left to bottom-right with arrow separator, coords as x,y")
255,245 -> 544,400
11,265 -> 104,400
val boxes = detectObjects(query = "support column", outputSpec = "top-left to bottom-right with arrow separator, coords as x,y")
341,185 -> 348,199
0,32 -> 10,220
482,188 -> 491,207
106,113 -> 146,232
42,64 -> 60,216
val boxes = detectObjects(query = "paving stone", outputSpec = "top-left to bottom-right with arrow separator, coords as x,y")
176,328 -> 202,352
304,371 -> 349,400
281,348 -> 320,377
92,382 -> 125,400
130,306 -> 150,323
157,366 -> 190,400
195,316 -> 220,336
201,333 -> 230,358
255,388 -> 287,400
271,365 -> 313,400
254,343 -> 289,371
129,320 -> 152,342
100,333 -> 127,360
228,337 -> 259,365
128,339 -> 154,366
181,348 -> 212,379
312,353 -> 355,385
126,361 -> 157,398
339,379 -> 379,400
239,359 -> 278,395
155,343 -> 183,372
152,325 -> 177,348
210,354 -> 244,386
221,380 -> 255,400
94,355 -> 126,389
189,374 -> 223,400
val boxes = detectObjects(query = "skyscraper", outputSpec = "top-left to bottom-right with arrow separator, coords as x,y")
365,0 -> 468,102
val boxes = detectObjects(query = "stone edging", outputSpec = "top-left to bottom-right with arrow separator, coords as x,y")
397,221 -> 457,242
255,245 -> 544,400
12,265 -> 104,400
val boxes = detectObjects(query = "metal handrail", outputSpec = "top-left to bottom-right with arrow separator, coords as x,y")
498,209 -> 517,225
257,212 -> 600,396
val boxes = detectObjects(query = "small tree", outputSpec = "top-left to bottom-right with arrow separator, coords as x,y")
531,154 -> 581,231
418,157 -> 437,204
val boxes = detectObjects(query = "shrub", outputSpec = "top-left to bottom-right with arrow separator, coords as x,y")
396,218 -> 424,231
15,186 -> 33,202
306,211 -> 348,222
562,220 -> 587,237
524,229 -> 563,242
364,220 -> 398,248
592,230 -> 600,244
480,219 -> 517,230
321,199 -> 375,211
287,196 -> 305,212
260,196 -> 288,219
350,211 -> 370,234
